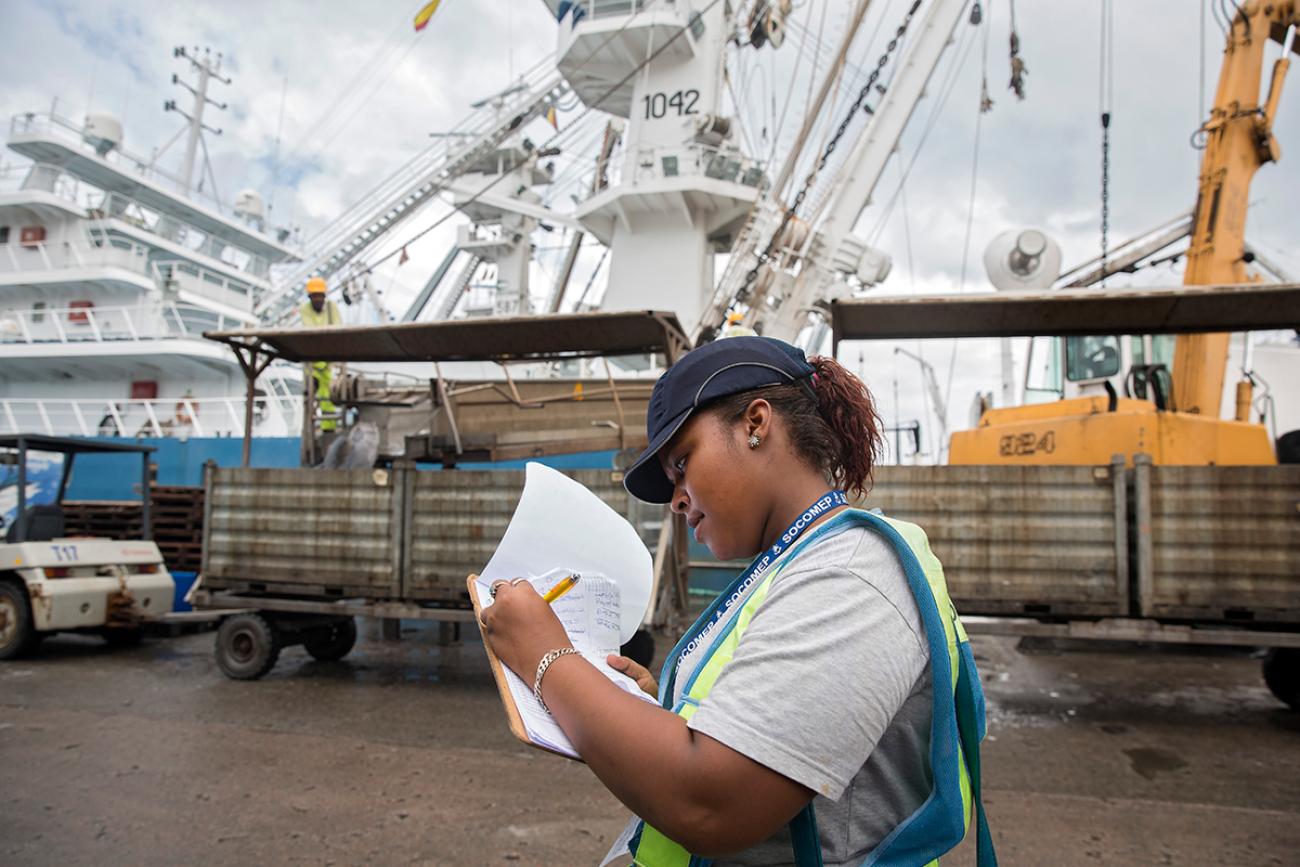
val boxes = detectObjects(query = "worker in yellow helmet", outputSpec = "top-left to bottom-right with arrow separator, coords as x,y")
721,310 -> 757,338
299,277 -> 342,432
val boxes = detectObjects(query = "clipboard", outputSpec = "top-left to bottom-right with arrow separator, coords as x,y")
467,574 -> 586,762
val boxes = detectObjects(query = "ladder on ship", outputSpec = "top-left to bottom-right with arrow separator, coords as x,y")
260,66 -> 568,325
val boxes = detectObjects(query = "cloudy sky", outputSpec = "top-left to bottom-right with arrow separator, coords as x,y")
2,1 -> 1296,460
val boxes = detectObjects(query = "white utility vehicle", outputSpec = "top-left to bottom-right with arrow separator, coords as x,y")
1,435 -> 174,659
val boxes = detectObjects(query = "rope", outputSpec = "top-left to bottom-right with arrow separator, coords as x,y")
866,14 -> 981,246
1099,0 -> 1114,285
943,1 -> 989,428
1008,0 -> 1026,99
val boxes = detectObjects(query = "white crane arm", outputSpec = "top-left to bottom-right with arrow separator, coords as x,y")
754,0 -> 972,343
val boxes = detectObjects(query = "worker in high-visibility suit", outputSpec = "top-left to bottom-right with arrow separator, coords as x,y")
299,277 -> 342,432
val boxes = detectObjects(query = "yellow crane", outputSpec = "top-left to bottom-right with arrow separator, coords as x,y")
949,1 -> 1298,467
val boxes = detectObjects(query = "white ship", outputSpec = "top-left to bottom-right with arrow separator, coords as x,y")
1,1 -> 1295,469
0,48 -> 304,441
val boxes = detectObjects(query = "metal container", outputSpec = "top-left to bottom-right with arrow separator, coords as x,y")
1136,461 -> 1300,623
867,460 -> 1129,617
203,467 -> 404,597
403,469 -> 631,602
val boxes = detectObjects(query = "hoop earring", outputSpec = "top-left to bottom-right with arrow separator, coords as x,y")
748,434 -> 761,449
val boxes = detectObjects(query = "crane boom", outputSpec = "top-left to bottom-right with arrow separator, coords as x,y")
751,0 -> 973,344
1174,3 -> 1298,416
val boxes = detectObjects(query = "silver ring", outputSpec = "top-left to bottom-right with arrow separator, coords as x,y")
489,578 -> 524,599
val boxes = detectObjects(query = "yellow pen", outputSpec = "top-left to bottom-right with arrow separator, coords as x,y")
542,573 -> 580,604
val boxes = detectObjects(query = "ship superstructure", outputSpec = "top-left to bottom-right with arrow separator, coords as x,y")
0,49 -> 304,439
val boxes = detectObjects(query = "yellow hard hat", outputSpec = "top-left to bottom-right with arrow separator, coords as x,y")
306,277 -> 327,296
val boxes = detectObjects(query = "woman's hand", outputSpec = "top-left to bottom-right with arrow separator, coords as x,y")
606,653 -> 658,697
480,579 -> 572,678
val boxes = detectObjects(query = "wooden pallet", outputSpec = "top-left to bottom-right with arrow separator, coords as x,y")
62,485 -> 206,574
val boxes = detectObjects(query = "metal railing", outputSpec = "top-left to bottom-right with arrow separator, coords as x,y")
0,232 -> 153,277
562,0 -> 648,18
0,230 -> 256,310
149,259 -> 254,310
0,393 -> 303,439
9,111 -> 230,217
0,301 -> 251,345
0,161 -> 277,278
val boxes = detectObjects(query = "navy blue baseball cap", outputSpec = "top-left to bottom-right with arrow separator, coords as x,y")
623,335 -> 816,503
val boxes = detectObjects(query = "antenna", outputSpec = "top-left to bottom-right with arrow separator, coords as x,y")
162,46 -> 231,194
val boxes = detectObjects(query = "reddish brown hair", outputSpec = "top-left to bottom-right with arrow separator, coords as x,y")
706,355 -> 885,499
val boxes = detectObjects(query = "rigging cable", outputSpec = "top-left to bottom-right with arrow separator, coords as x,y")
865,12 -> 981,245
1099,0 -> 1114,285
727,0 -> 930,322
764,0 -> 827,171
282,16 -> 412,166
353,0 -> 732,279
1199,0 -> 1207,127
942,0 -> 990,435
799,0 -> 898,210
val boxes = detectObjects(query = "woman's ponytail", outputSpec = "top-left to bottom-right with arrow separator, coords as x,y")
809,355 -> 885,499
709,354 -> 886,501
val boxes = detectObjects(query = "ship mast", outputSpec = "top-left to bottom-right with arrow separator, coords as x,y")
162,46 -> 230,195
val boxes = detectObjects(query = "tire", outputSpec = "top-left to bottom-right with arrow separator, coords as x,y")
102,626 -> 145,648
620,628 -> 655,670
1263,648 -> 1300,711
215,613 -> 281,680
303,617 -> 358,662
0,581 -> 38,661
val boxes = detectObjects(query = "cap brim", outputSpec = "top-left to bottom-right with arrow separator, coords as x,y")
622,405 -> 695,503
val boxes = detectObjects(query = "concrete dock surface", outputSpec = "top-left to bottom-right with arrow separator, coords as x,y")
2,623 -> 1297,866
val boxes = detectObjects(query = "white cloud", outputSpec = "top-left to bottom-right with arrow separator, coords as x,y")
2,0 -> 1295,440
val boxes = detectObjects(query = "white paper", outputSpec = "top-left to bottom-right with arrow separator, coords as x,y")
475,571 -> 655,759
479,462 -> 652,642
475,465 -> 657,757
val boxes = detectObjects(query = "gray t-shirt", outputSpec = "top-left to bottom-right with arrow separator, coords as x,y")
685,519 -> 933,867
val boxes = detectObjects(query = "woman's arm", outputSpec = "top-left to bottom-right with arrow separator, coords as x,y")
482,581 -> 812,857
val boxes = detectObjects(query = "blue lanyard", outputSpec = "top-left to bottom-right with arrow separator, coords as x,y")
660,489 -> 849,704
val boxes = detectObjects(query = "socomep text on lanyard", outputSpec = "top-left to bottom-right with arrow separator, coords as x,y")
662,489 -> 850,701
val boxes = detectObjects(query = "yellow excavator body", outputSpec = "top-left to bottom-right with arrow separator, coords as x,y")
952,2 -> 1297,468
949,398 -> 1278,466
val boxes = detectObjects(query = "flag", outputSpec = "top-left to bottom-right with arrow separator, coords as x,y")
545,104 -> 559,131
413,0 -> 442,32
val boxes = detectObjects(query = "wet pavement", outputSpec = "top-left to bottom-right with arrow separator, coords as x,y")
1,623 -> 1297,866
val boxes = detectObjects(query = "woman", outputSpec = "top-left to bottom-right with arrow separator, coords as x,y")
482,336 -> 995,867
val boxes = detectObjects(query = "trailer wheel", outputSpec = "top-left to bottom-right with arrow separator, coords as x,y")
1263,649 -> 1300,711
0,581 -> 38,661
620,628 -> 655,670
216,613 -> 281,680
303,617 -> 358,662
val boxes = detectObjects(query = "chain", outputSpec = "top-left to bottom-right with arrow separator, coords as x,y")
720,0 -> 925,331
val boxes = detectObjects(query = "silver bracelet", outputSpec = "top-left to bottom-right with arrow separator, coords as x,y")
533,647 -> 580,712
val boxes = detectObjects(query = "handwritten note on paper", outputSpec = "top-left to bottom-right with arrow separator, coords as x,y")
473,572 -> 655,760
479,463 -> 652,642
475,463 -> 659,759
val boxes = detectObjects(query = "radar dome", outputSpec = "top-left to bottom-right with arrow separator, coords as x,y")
82,113 -> 123,157
983,228 -> 1062,291
234,189 -> 266,221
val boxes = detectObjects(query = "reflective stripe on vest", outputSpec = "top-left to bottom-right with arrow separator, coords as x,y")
628,510 -> 997,867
